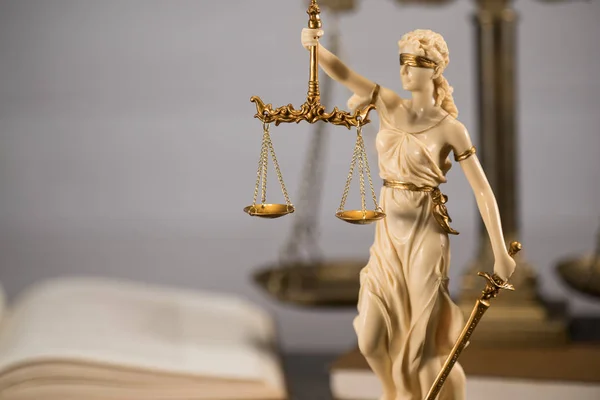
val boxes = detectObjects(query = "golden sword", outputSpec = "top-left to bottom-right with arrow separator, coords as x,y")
425,241 -> 522,400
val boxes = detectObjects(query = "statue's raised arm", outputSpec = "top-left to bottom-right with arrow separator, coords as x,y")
301,27 -> 376,99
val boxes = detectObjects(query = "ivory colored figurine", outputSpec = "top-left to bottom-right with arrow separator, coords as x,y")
301,29 -> 517,400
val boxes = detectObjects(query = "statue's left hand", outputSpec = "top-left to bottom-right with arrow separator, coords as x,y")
494,252 -> 517,282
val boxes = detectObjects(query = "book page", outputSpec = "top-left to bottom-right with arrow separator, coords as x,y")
0,277 -> 281,385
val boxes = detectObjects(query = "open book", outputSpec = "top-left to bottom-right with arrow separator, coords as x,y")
0,277 -> 287,399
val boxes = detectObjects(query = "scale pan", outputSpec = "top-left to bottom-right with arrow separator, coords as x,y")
335,210 -> 386,225
556,254 -> 600,299
244,204 -> 295,218
253,259 -> 366,308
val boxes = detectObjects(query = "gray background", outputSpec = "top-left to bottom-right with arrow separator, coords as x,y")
0,0 -> 599,351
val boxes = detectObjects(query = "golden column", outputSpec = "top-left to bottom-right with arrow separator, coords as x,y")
457,0 -> 568,346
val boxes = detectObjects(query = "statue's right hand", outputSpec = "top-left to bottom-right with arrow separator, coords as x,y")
301,28 -> 323,50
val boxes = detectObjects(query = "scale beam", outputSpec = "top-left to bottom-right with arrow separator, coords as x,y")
250,0 -> 375,129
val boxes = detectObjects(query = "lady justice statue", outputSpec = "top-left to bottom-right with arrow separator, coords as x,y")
301,28 -> 517,400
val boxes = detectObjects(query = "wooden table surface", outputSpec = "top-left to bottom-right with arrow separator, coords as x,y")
282,317 -> 600,400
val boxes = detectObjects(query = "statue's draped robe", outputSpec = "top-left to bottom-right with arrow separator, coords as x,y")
354,94 -> 466,400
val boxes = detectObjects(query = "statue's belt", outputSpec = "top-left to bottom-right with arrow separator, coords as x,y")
382,179 -> 458,235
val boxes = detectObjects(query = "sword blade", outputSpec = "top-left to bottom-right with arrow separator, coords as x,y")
424,298 -> 491,400
424,241 -> 521,400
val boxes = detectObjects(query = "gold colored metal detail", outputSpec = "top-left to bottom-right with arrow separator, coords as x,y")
431,188 -> 459,235
250,0 -> 375,130
383,180 -> 435,192
247,0 -> 383,224
400,53 -> 438,70
369,84 -> 381,105
454,146 -> 477,162
425,241 -> 522,400
251,96 -> 375,129
336,124 -> 385,224
382,180 -> 458,235
244,121 -> 294,218
307,0 -> 322,29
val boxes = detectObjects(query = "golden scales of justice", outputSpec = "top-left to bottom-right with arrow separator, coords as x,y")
243,2 -> 384,226
242,0 -> 382,308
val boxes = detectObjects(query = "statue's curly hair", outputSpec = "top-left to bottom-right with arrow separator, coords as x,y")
399,29 -> 458,118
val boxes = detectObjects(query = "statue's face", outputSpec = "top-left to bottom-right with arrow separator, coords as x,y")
399,42 -> 435,92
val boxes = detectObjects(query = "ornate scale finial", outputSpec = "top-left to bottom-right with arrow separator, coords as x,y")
307,0 -> 322,29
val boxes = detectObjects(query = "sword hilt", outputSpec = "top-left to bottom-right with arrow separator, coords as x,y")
508,241 -> 522,257
478,241 -> 522,300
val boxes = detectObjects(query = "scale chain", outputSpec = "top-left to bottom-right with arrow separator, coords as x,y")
251,121 -> 293,208
337,124 -> 380,216
266,125 -> 292,207
357,131 -> 367,216
252,123 -> 269,207
261,125 -> 269,204
361,131 -> 380,211
337,127 -> 362,213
